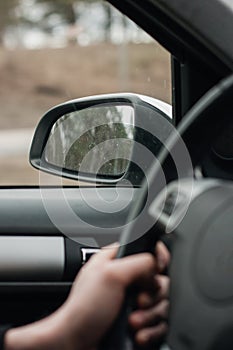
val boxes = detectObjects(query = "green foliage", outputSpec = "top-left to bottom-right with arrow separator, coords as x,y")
45,105 -> 134,177
64,106 -> 132,176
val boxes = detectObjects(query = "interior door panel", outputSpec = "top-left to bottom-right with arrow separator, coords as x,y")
0,186 -> 139,325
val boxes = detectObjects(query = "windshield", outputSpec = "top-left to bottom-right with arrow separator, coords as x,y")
0,0 -> 171,186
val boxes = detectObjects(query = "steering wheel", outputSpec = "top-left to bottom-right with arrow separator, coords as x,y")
100,74 -> 233,350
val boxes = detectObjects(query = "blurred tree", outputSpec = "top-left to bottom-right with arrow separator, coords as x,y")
35,0 -> 114,44
63,106 -> 129,175
36,0 -> 77,26
36,0 -> 79,45
0,0 -> 129,47
103,1 -> 112,42
0,0 -> 19,44
45,105 -> 134,176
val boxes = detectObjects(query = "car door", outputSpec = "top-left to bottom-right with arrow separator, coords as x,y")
1,0 -> 233,344
0,0 -> 172,326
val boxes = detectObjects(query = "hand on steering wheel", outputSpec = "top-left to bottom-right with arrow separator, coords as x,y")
100,75 -> 233,350
129,242 -> 170,347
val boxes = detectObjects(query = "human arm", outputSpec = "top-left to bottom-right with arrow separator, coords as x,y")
4,245 -> 157,350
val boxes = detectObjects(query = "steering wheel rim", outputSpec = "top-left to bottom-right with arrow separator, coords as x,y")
100,74 -> 233,350
119,73 -> 233,254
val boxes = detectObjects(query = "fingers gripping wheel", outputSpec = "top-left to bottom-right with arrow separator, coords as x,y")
99,191 -> 164,350
99,74 -> 233,350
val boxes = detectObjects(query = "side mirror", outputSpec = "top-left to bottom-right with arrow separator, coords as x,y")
30,93 -> 172,184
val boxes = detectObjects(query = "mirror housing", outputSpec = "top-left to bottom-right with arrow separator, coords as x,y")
30,93 -> 172,185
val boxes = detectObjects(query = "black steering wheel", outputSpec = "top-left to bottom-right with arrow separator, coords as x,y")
100,74 -> 233,350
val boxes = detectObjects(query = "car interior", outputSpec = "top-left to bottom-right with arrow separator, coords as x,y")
0,0 -> 233,349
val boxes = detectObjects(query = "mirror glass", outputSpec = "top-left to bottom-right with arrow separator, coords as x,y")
44,104 -> 135,177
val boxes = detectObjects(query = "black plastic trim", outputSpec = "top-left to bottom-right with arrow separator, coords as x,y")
63,238 -> 82,281
108,0 -> 231,74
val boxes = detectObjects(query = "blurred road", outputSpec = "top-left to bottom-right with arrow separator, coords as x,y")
0,128 -> 78,186
0,128 -> 34,156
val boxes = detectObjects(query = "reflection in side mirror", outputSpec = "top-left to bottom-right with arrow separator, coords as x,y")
30,93 -> 172,184
44,105 -> 134,177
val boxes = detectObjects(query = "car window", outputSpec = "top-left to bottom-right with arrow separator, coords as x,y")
0,0 -> 171,186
